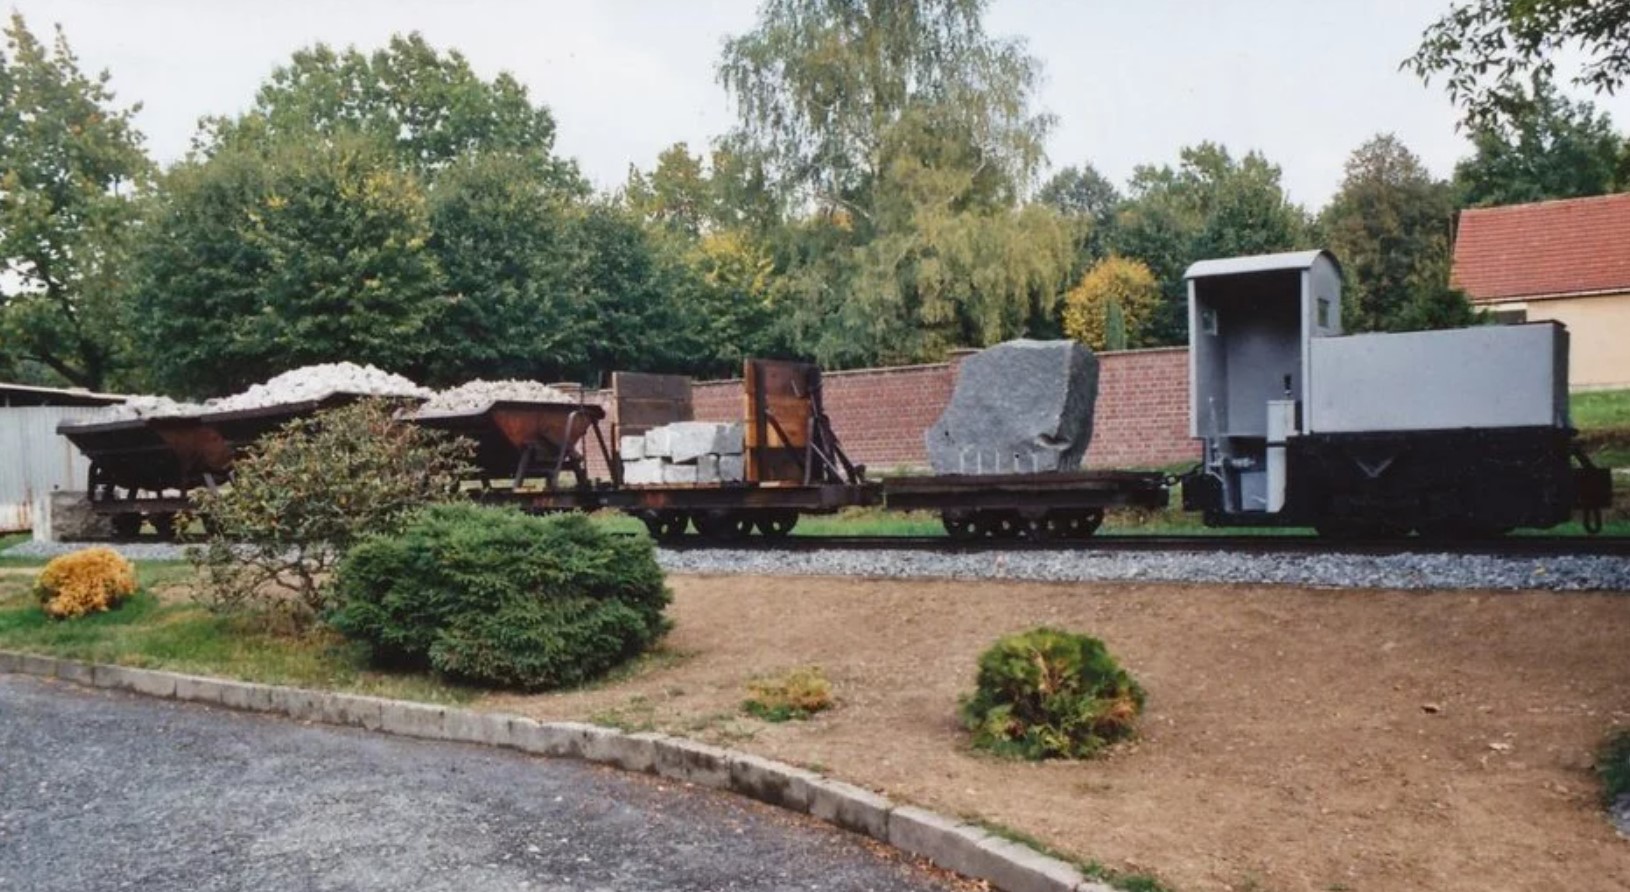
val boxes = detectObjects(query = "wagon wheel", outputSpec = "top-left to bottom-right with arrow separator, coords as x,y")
973,511 -> 1022,540
641,511 -> 690,541
941,513 -> 977,540
694,511 -> 754,541
148,513 -> 177,541
755,511 -> 799,538
1050,509 -> 1105,540
110,513 -> 143,540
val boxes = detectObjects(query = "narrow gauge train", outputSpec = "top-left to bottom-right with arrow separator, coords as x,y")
58,249 -> 1611,542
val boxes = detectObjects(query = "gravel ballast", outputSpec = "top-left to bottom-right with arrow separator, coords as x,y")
9,540 -> 1628,591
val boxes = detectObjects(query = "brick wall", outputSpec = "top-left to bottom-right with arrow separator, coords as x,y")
615,346 -> 1197,474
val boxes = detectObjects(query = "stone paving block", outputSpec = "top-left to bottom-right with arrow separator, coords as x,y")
961,834 -> 1087,892
0,650 -> 21,673
270,686 -> 326,722
445,709 -> 514,747
728,753 -> 820,813
318,693 -> 389,731
652,737 -> 733,789
512,721 -> 612,759
886,806 -> 996,878
381,701 -> 447,740
807,776 -> 892,841
52,659 -> 95,686
661,464 -> 699,485
172,674 -> 227,704
19,653 -> 59,679
90,663 -> 140,692
619,435 -> 645,461
583,730 -> 661,773
217,680 -> 275,712
131,669 -> 180,699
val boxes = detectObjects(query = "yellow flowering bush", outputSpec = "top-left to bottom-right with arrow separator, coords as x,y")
35,548 -> 138,620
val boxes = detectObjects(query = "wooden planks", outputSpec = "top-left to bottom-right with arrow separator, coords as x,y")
611,372 -> 694,437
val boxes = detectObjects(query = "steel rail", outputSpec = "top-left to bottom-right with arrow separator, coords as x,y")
656,533 -> 1630,557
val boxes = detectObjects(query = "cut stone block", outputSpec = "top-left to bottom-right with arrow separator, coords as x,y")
644,426 -> 672,458
618,435 -> 645,461
666,422 -> 727,463
622,458 -> 665,486
695,454 -> 720,484
807,777 -> 892,841
719,454 -> 745,483
926,339 -> 1099,475
728,754 -> 821,812
716,422 -> 745,455
662,464 -> 699,485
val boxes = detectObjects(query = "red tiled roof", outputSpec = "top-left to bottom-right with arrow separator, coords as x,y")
1451,192 -> 1630,302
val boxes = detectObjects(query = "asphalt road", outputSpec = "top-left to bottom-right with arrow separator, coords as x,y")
0,675 -> 961,892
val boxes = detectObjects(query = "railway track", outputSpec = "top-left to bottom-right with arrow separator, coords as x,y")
658,533 -> 1630,557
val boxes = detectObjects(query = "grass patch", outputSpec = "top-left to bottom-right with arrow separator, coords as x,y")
742,666 -> 833,722
970,819 -> 1174,892
1598,728 -> 1630,805
1571,390 -> 1630,431
0,571 -> 471,704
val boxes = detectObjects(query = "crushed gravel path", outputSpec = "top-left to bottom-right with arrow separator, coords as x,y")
7,539 -> 1630,590
0,674 -> 959,892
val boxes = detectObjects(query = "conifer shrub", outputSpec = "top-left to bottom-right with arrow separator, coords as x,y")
35,548 -> 138,620
330,504 -> 670,690
961,627 -> 1144,760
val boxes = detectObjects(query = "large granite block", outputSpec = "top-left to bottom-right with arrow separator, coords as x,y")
666,422 -> 728,463
925,339 -> 1099,475
719,455 -> 745,483
622,459 -> 665,486
618,435 -> 645,461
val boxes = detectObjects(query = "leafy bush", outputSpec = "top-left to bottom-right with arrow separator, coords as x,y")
189,400 -> 472,621
1599,728 -> 1630,805
35,548 -> 138,620
960,627 -> 1144,760
743,667 -> 833,721
330,504 -> 670,690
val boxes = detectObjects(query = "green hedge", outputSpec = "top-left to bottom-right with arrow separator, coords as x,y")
331,505 -> 670,690
961,627 -> 1144,760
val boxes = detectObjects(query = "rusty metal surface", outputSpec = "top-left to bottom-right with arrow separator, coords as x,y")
412,401 -> 605,484
610,372 -> 695,437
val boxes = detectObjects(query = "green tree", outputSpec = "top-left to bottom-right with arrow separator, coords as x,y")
1321,134 -> 1457,332
199,32 -> 582,189
719,0 -> 1071,364
1407,0 -> 1630,130
1109,143 -> 1310,343
0,14 -> 151,389
1038,162 -> 1121,279
1452,80 -> 1626,206
133,135 -> 443,397
1061,256 -> 1160,351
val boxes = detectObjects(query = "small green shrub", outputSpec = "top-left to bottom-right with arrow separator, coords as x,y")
743,667 -> 833,721
190,400 -> 473,621
330,504 -> 670,690
960,627 -> 1144,760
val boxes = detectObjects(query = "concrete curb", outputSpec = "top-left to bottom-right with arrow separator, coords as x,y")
0,651 -> 1114,892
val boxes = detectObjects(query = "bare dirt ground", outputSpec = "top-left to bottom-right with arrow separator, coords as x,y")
482,575 -> 1630,892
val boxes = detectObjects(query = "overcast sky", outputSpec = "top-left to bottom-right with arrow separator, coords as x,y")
14,0 -> 1630,208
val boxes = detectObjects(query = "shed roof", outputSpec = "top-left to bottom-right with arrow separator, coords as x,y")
0,382 -> 127,407
1184,249 -> 1337,281
1451,193 -> 1630,302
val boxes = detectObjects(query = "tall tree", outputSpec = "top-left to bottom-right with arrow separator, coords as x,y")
1038,162 -> 1121,279
718,0 -> 1071,365
1408,0 -> 1630,130
1321,134 -> 1459,332
1452,80 -> 1626,206
0,13 -> 151,389
133,136 -> 443,397
1109,143 -> 1310,343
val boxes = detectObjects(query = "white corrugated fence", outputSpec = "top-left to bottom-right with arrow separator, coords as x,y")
0,406 -> 104,532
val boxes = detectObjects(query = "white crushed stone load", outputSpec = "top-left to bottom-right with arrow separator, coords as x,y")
416,379 -> 574,416
620,421 -> 746,485
62,394 -> 210,426
205,363 -> 430,414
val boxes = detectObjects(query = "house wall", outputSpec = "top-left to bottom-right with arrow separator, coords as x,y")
1516,293 -> 1630,391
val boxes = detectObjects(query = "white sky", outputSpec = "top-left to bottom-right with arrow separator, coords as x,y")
13,0 -> 1630,208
